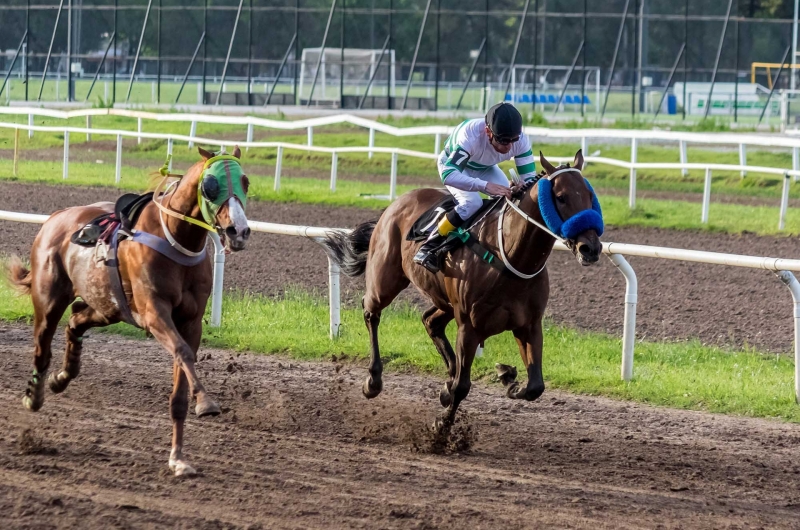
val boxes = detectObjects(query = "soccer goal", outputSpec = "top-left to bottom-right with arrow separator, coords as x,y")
298,47 -> 396,106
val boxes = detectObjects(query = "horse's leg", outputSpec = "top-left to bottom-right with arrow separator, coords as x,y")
421,306 -> 457,407
23,284 -> 72,411
48,301 -> 109,394
438,323 -> 481,426
361,267 -> 409,399
502,319 -> 545,402
145,301 -> 219,418
166,317 -> 203,476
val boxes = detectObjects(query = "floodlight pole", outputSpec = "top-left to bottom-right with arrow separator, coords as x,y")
266,34 -> 297,106
293,0 -> 299,104
216,0 -> 244,105
113,0 -> 117,104
67,0 -> 72,101
248,0 -> 253,105
306,0 -> 337,107
39,0 -> 65,101
339,0 -> 345,109
532,0 -> 539,112
702,0 -> 734,120
434,0 -> 440,111
157,0 -> 162,104
25,0 -> 29,101
401,0 -> 433,110
202,0 -> 208,101
682,0 -> 687,120
601,0 -> 630,120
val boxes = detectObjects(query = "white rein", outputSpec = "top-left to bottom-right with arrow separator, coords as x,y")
496,167 -> 580,279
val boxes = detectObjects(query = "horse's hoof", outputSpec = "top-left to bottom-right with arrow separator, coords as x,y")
22,395 -> 42,412
362,376 -> 382,399
195,400 -> 221,418
495,363 -> 518,387
169,458 -> 197,477
439,382 -> 453,408
47,372 -> 69,394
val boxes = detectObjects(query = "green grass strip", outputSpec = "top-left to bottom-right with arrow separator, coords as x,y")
0,278 -> 797,422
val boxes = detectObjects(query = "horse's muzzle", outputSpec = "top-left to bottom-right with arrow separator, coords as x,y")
224,225 -> 251,252
575,240 -> 602,266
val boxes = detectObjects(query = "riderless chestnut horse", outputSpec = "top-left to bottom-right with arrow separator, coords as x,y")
7,147 -> 250,476
320,150 -> 603,429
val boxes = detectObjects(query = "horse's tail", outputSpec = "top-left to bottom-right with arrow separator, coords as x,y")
316,220 -> 377,277
5,255 -> 32,296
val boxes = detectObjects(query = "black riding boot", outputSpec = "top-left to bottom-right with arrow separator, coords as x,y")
413,233 -> 447,273
413,210 -> 464,273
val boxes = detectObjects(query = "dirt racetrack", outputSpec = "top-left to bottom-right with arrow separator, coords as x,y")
2,323 -> 800,529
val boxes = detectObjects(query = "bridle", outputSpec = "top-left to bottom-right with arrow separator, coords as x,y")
496,166 -> 583,279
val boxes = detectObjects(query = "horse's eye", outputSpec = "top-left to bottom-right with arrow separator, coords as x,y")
202,175 -> 220,201
556,194 -> 566,204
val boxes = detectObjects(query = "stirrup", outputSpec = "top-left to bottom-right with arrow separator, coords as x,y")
413,249 -> 440,273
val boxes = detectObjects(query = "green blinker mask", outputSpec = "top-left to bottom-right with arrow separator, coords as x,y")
198,155 -> 249,226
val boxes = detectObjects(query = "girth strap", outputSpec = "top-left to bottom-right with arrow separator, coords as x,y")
107,227 -> 139,328
448,228 -> 509,275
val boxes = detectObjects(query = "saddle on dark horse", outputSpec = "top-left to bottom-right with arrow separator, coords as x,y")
406,194 -> 508,274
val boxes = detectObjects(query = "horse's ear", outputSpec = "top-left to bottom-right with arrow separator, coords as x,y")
233,145 -> 242,159
573,149 -> 585,171
198,147 -> 214,160
539,151 -> 557,175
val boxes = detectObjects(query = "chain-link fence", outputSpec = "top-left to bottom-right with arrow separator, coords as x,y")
0,0 -> 797,122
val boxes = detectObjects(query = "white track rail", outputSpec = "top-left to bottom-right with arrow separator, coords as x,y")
4,118 -> 800,228
3,209 -> 800,402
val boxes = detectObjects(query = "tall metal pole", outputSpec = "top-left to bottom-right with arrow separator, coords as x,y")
456,39 -> 484,111
0,32 -> 29,100
581,0 -> 586,117
340,0 -> 345,109
792,0 -> 799,91
734,12 -> 740,122
248,0 -> 253,105
216,0 -> 245,105
157,0 -> 161,104
67,0 -> 73,101
532,0 -> 539,113
631,0 -> 638,118
38,0 -> 66,101
202,0 -> 208,102
84,31 -> 116,102
266,34 -> 297,105
636,0 -> 645,113
306,0 -> 337,107
758,45 -> 791,125
503,0 -> 531,99
113,0 -> 117,104
600,0 -> 630,119
387,0 -> 393,109
552,40 -> 584,117
359,34 -> 390,109
652,44 -> 685,121
402,0 -> 433,109
126,0 -> 154,103
682,0 -> 687,120
702,0 -> 734,120
176,33 -> 205,104
434,0 -> 440,111
25,0 -> 29,101
293,0 -> 299,104
483,0 -> 488,105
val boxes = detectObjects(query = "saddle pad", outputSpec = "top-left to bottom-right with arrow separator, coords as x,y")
406,196 -> 499,242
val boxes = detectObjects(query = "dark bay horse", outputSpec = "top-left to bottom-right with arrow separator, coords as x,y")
7,147 -> 251,476
320,151 -> 602,429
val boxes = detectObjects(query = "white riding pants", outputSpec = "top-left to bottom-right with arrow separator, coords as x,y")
437,156 -> 509,221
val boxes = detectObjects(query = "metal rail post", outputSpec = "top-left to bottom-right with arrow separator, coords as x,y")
390,152 -> 398,200
216,0 -> 245,105
209,232 -> 226,327
780,173 -> 791,231
701,168 -> 712,224
629,137 -> 637,209
115,135 -> 122,183
63,131 -> 69,180
330,152 -> 338,192
609,254 -> 637,381
274,146 -> 283,191
776,270 -> 800,403
328,257 -> 341,338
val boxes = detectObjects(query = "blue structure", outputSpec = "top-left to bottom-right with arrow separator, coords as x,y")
504,93 -> 590,105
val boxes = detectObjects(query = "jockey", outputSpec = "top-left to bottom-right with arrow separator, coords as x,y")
413,102 -> 537,273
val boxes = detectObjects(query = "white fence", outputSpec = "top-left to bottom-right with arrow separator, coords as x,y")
2,209 -> 800,403
4,111 -> 800,229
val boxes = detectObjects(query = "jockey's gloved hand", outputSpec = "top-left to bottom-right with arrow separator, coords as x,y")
485,182 -> 513,199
